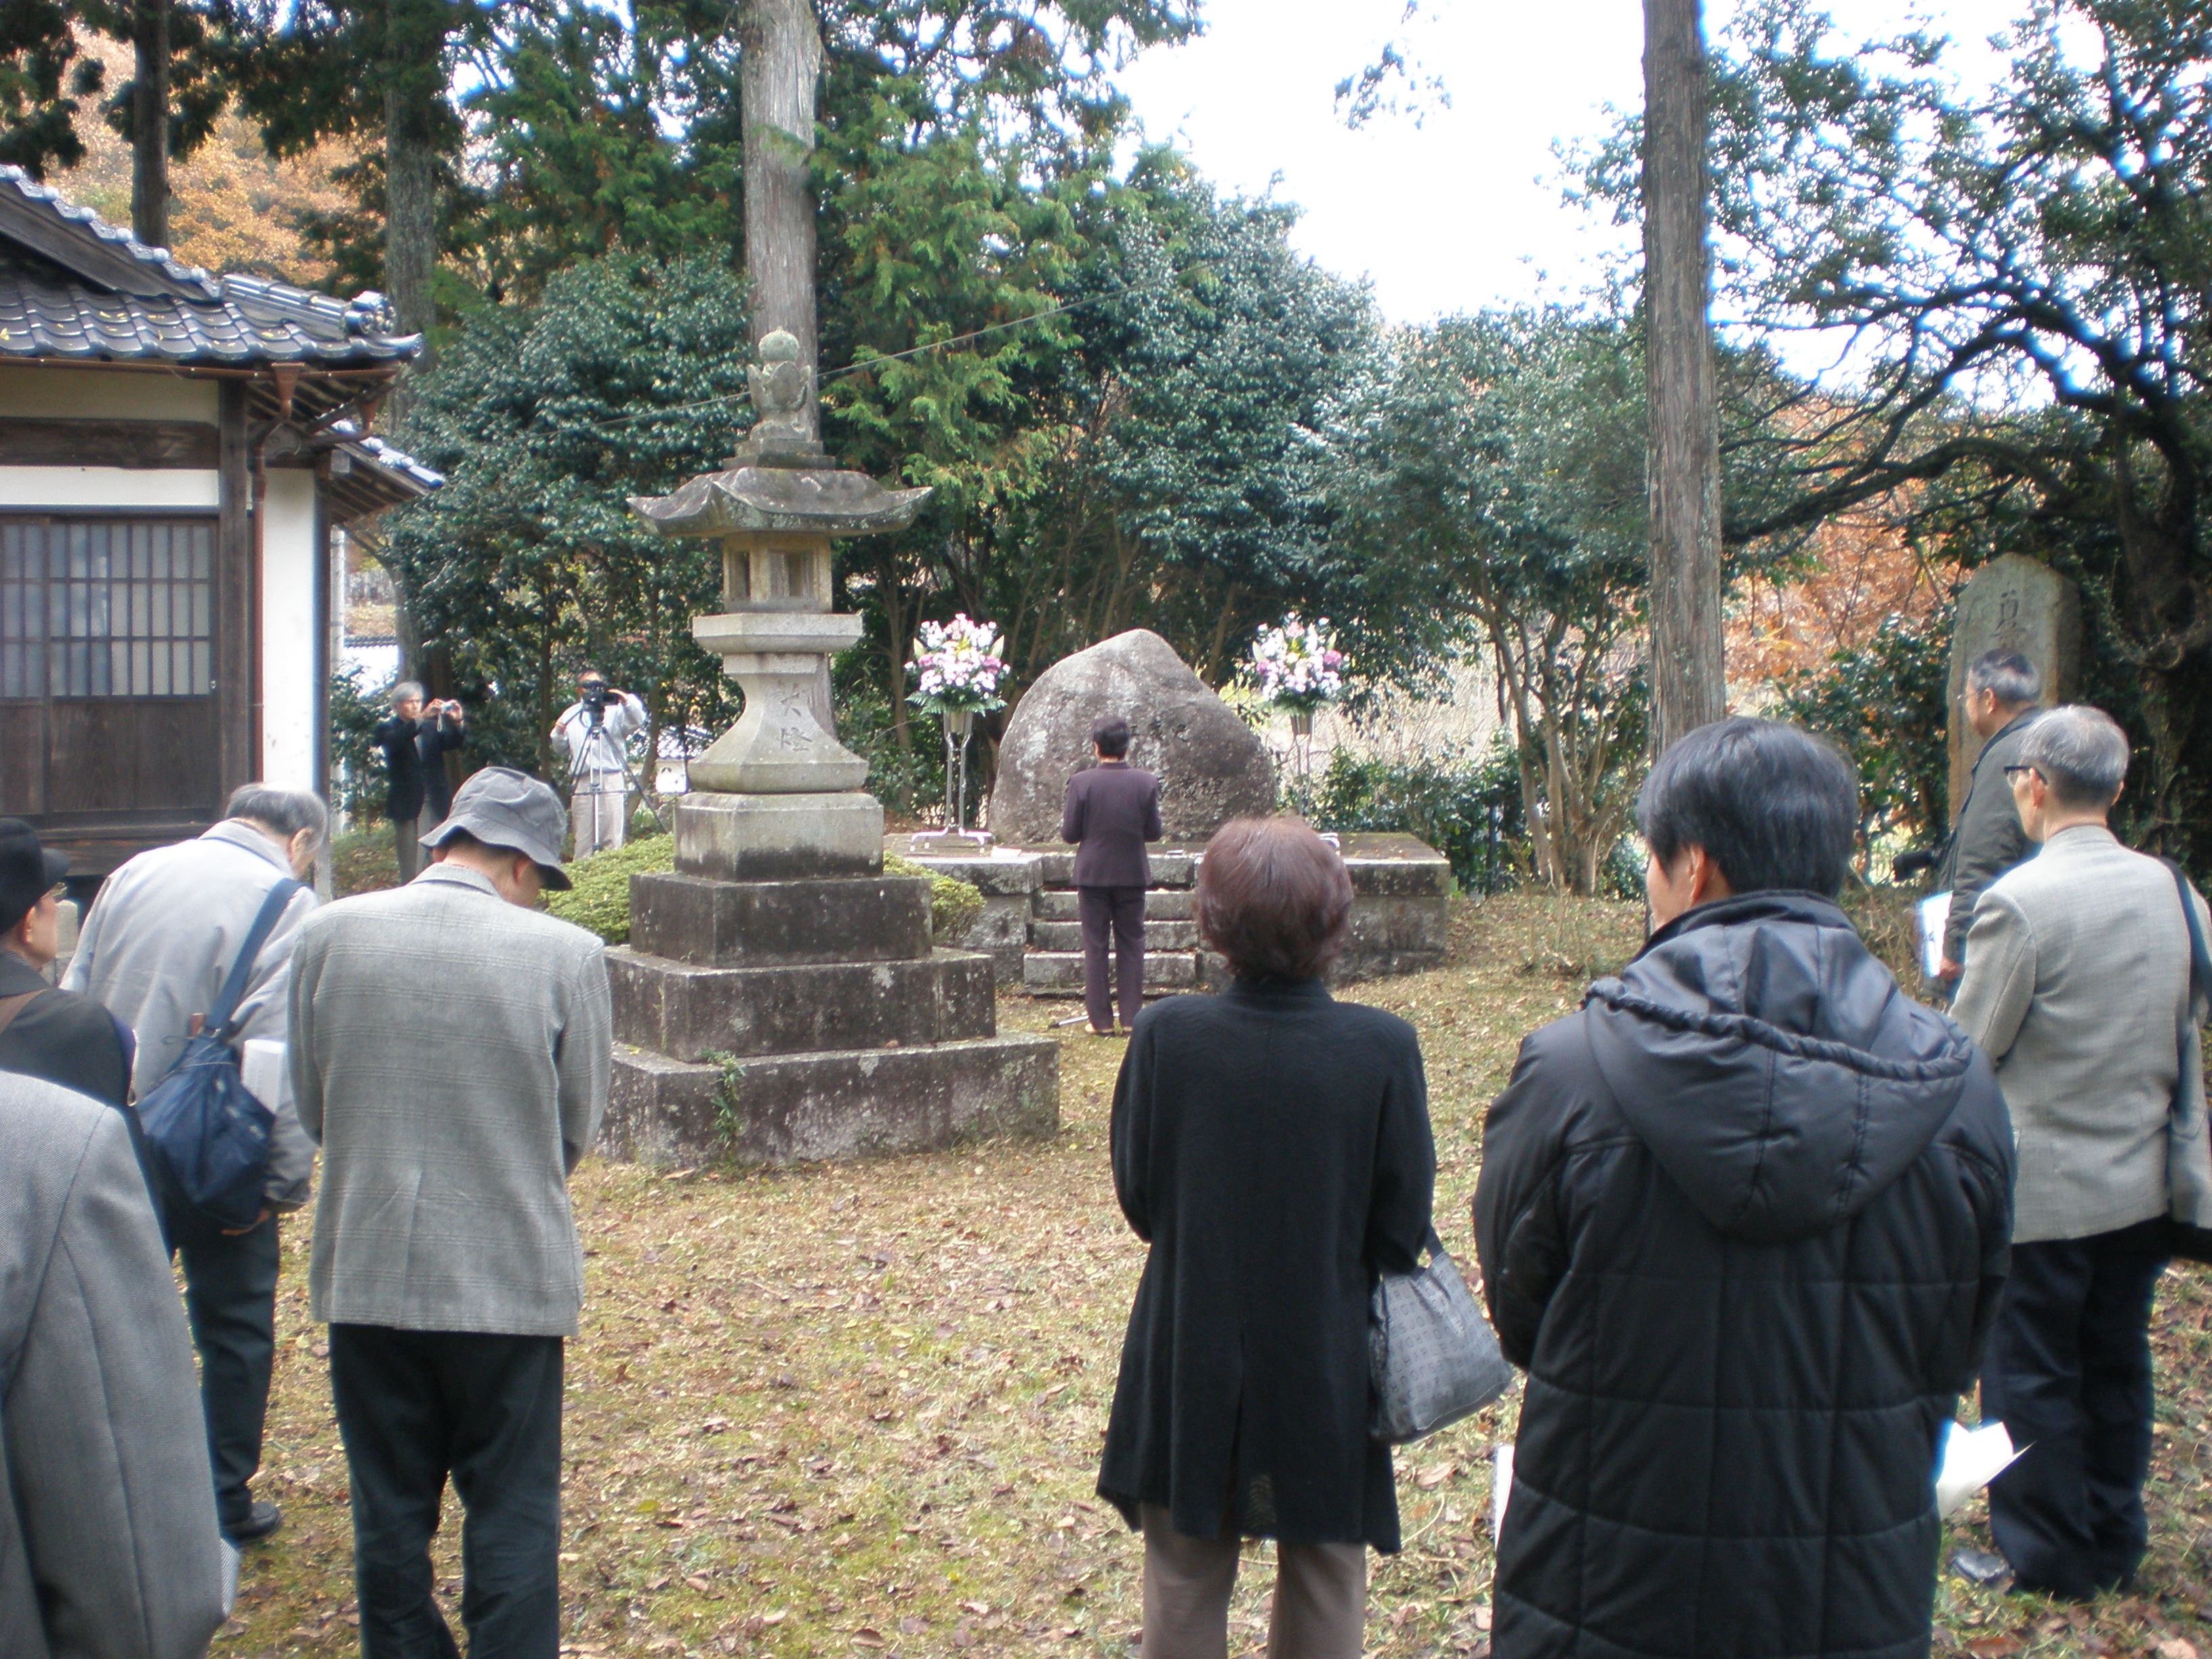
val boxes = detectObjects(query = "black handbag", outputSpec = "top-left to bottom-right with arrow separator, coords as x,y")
2157,859 -> 2212,1265
1369,1228 -> 1515,1444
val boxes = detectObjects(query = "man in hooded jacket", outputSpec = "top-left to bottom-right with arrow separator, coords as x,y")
1475,718 -> 2015,1659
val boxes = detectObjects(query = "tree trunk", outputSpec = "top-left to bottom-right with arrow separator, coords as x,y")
742,0 -> 822,437
130,0 -> 170,247
1643,0 -> 1725,754
382,0 -> 441,381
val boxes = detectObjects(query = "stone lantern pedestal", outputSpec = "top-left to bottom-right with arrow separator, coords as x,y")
599,372 -> 1059,1167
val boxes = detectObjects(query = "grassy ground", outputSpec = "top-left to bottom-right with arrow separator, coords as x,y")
219,894 -> 2212,1658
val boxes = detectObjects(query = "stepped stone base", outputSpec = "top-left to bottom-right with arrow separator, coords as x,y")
1023,950 -> 1196,994
894,832 -> 1450,996
603,1034 -> 1060,1168
882,840 -> 1044,984
609,947 -> 996,1061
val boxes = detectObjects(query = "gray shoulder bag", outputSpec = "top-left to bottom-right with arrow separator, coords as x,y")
1370,1228 -> 1514,1444
2158,859 -> 2212,1262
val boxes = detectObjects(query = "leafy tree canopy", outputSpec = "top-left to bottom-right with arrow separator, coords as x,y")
1581,0 -> 2212,857
384,253 -> 752,775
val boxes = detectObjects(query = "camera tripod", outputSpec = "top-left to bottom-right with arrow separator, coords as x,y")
562,704 -> 670,840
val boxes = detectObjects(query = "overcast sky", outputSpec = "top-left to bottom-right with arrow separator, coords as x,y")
1114,0 -> 2034,325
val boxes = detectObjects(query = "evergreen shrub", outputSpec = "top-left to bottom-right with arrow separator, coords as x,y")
543,836 -> 986,946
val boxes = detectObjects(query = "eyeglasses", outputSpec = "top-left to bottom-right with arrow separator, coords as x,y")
2002,764 -> 2042,785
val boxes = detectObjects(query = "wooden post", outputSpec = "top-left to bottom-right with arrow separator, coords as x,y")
743,0 -> 823,440
1643,0 -> 1725,754
217,380 -> 255,798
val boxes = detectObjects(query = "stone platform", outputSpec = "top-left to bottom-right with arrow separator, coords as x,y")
601,833 -> 1057,1168
890,831 -> 1451,996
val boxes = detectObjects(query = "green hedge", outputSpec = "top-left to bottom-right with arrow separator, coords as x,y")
885,853 -> 985,941
544,835 -> 985,946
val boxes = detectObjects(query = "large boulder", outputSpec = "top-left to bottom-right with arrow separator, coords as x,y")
989,629 -> 1277,846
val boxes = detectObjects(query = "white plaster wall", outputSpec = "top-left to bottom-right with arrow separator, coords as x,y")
261,470 -> 319,792
0,365 -> 220,422
0,466 -> 220,508
0,364 -> 221,422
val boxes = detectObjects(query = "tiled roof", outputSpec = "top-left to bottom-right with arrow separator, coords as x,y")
0,164 -> 422,368
326,418 -> 445,491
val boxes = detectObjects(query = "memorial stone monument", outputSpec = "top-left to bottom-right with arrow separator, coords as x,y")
989,628 -> 1277,845
1947,554 -> 2081,817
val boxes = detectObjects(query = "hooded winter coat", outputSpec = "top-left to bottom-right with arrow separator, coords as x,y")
1475,892 -> 2015,1659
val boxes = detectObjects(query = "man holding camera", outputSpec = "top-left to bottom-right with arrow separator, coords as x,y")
375,681 -> 465,883
551,670 -> 647,859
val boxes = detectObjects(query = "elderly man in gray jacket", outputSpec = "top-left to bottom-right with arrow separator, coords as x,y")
0,1071 -> 230,1659
62,782 -> 325,1546
1953,704 -> 2209,1599
291,766 -> 610,1658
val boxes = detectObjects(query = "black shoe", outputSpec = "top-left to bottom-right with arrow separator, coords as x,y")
225,1500 -> 281,1544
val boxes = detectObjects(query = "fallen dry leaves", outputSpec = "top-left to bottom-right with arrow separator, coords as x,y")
213,895 -> 2209,1658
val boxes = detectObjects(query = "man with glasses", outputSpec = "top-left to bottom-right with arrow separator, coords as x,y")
1933,649 -> 2045,985
1954,705 -> 2208,1598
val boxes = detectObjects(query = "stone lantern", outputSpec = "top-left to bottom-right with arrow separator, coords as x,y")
627,329 -> 930,871
602,331 -> 1059,1167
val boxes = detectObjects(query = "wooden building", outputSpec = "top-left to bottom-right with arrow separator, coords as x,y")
0,163 -> 437,873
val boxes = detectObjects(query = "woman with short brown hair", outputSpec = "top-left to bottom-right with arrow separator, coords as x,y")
1099,816 -> 1436,1659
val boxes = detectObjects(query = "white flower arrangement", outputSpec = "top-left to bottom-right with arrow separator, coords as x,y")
1246,614 -> 1347,714
907,614 -> 1008,716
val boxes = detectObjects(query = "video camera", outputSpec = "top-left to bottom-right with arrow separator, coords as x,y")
581,680 -> 609,725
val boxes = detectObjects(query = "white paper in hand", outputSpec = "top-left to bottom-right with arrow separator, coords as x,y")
1917,892 -> 1953,981
1936,1419 -> 2022,1519
241,1038 -> 289,1113
1491,1442 -> 1515,1541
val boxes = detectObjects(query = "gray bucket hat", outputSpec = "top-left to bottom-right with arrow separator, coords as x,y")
421,766 -> 573,889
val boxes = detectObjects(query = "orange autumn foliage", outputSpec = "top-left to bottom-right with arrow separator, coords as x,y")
46,33 -> 354,287
1729,501 -> 1959,690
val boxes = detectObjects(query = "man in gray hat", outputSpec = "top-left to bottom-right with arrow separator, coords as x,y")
289,766 -> 611,1656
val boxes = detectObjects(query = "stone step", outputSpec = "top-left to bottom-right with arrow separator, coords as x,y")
1032,888 -> 1194,922
609,947 -> 996,1062
605,1033 -> 1061,1168
1027,919 -> 1199,952
1022,950 -> 1196,994
1033,848 -> 1195,888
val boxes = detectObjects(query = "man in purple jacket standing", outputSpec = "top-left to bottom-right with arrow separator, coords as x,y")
1061,716 -> 1164,1036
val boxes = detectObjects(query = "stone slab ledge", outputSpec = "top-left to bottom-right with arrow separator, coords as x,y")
602,1033 -> 1060,1168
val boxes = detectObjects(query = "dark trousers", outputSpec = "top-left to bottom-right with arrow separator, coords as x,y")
330,1325 -> 565,1659
163,1197 -> 280,1534
1080,884 -> 1147,1031
393,813 -> 424,882
1982,1218 -> 2170,1598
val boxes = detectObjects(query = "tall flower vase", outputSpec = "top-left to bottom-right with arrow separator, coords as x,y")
1288,707 -> 1315,782
941,706 -> 977,838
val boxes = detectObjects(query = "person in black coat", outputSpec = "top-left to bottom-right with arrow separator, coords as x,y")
1475,719 -> 2016,1659
1100,816 -> 1435,1659
374,681 -> 465,883
1061,715 -> 1164,1036
0,819 -> 132,1111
